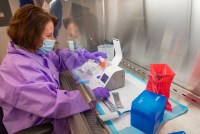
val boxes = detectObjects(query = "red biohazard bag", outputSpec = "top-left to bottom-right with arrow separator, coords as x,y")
146,64 -> 175,112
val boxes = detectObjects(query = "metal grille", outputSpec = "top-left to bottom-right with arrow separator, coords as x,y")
59,71 -> 107,134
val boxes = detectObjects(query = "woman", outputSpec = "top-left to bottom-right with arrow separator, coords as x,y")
63,17 -> 82,50
0,5 -> 109,134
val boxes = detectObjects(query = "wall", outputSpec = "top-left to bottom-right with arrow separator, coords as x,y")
0,0 -> 19,63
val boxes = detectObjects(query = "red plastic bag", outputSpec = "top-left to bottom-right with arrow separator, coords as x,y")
146,64 -> 175,112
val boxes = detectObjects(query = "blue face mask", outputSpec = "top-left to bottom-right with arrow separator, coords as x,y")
36,39 -> 56,55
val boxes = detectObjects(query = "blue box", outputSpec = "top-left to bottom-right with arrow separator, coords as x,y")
131,90 -> 166,134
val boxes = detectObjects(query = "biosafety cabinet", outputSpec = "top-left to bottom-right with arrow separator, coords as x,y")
0,0 -> 200,134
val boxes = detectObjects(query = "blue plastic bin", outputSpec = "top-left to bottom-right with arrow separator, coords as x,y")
131,90 -> 166,134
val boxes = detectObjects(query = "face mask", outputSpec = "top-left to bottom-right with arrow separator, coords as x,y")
36,39 -> 56,55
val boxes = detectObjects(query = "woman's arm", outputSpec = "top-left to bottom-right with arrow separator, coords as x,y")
47,49 -> 88,72
47,48 -> 107,72
0,60 -> 90,119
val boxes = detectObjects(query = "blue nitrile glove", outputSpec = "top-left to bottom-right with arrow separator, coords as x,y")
93,87 -> 110,100
83,50 -> 107,62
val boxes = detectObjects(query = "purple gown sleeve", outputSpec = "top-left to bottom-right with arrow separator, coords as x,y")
47,49 -> 88,72
0,60 -> 90,119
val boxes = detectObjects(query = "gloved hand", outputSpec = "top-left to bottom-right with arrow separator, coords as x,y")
93,87 -> 110,100
83,50 -> 107,62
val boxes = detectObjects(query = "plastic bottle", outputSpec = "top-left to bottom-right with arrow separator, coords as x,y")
99,57 -> 105,68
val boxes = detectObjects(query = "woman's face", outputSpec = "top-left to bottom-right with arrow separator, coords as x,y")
67,22 -> 79,38
38,21 -> 54,48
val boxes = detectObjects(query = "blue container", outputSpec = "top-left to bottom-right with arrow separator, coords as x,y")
131,90 -> 166,134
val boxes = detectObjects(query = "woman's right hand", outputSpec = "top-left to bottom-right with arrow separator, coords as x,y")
93,87 -> 110,100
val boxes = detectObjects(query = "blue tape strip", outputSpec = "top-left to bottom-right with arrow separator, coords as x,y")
124,70 -> 147,85
72,70 -> 90,84
169,98 -> 186,108
162,98 -> 188,124
79,81 -> 90,84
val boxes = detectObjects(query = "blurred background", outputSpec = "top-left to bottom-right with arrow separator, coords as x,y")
1,0 -> 200,97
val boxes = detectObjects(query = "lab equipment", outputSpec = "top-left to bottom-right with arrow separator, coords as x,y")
112,92 -> 124,108
77,60 -> 99,75
74,39 -> 81,50
93,87 -> 110,100
67,39 -> 81,51
131,90 -> 166,134
89,65 -> 125,90
98,44 -> 114,61
99,57 -> 105,68
111,38 -> 123,66
89,39 -> 125,91
99,110 -> 130,122
102,99 -> 117,112
68,40 -> 75,51
146,64 -> 175,111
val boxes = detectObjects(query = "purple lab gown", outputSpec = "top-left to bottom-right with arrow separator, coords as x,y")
0,41 -> 90,134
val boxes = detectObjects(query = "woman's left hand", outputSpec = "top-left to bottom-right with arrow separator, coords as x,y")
83,51 -> 107,62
